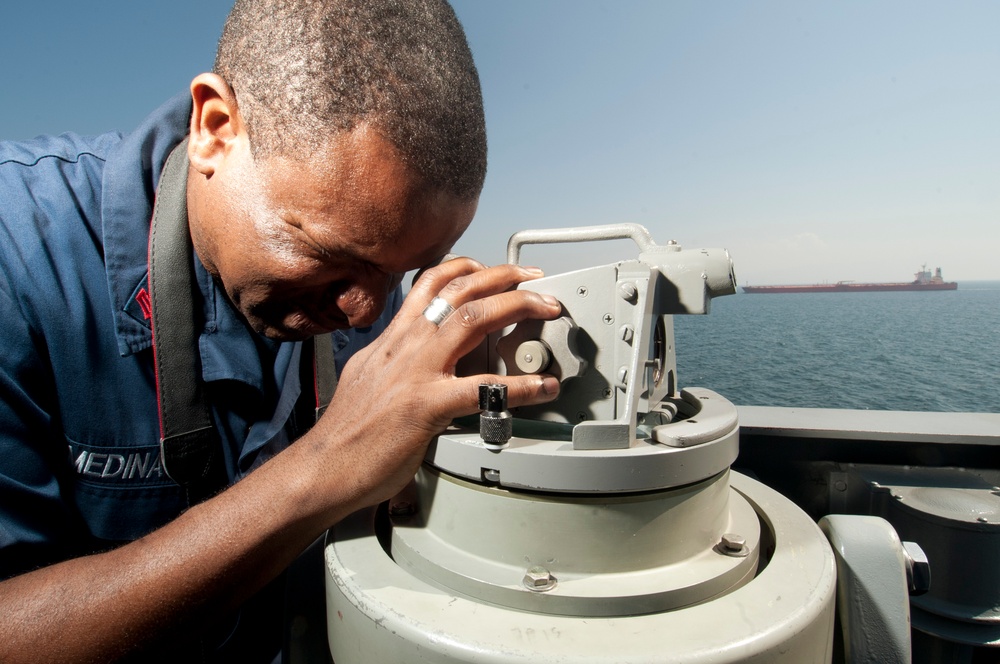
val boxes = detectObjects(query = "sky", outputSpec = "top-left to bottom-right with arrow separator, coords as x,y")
2,1 -> 997,284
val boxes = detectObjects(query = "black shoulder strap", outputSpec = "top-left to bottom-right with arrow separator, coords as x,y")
148,139 -> 225,503
148,141 -> 338,505
312,333 -> 337,420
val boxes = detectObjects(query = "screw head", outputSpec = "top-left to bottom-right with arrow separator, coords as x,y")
523,566 -> 557,591
577,286 -> 588,297
603,313 -> 615,325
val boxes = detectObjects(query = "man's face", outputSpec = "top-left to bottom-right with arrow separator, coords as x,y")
191,124 -> 476,340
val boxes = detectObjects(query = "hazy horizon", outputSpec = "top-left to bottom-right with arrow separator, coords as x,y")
3,1 -> 997,283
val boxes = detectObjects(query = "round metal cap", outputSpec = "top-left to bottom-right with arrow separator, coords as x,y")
514,340 -> 551,374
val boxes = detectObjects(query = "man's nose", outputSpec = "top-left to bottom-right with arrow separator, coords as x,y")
339,274 -> 393,328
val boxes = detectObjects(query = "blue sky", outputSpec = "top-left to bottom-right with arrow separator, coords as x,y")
3,1 -> 997,283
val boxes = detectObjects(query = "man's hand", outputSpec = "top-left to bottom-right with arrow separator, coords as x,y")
305,257 -> 562,516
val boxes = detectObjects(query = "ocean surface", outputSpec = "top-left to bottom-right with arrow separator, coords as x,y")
674,280 -> 1000,413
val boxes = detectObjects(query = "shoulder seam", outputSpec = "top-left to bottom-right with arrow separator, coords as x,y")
0,151 -> 109,168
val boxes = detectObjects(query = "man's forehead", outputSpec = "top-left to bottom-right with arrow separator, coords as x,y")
251,121 -> 477,267
262,125 -> 458,209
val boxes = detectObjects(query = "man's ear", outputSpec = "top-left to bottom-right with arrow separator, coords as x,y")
188,73 -> 244,177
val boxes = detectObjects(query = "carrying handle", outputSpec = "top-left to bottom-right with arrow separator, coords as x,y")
506,224 -> 663,265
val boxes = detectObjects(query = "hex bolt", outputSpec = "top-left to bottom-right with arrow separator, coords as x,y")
719,533 -> 749,557
523,566 -> 557,592
618,282 -> 638,303
902,541 -> 931,595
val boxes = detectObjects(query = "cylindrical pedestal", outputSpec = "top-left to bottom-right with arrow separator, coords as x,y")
326,471 -> 836,663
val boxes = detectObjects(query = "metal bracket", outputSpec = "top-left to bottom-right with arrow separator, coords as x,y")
819,514 -> 917,664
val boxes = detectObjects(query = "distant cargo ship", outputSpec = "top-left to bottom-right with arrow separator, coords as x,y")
742,266 -> 958,294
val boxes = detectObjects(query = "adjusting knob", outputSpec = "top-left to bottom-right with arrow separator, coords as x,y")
496,316 -> 586,382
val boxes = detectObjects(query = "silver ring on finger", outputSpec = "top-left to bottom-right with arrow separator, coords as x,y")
422,296 -> 456,327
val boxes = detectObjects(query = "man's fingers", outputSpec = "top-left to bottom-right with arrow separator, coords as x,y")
404,260 -> 546,325
434,289 -> 562,362
434,373 -> 561,422
436,264 -> 544,308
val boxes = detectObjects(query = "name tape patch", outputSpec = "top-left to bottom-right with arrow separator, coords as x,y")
68,442 -> 173,487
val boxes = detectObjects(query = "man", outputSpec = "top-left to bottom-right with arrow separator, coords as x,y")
0,1 -> 560,661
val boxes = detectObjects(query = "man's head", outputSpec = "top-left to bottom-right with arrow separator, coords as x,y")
185,0 -> 486,340
214,0 -> 485,198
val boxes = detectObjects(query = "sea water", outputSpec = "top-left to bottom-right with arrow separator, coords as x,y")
675,281 -> 1000,413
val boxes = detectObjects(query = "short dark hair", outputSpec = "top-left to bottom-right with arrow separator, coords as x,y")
214,0 -> 486,199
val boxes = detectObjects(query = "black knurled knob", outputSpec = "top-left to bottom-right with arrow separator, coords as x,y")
479,383 -> 512,446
